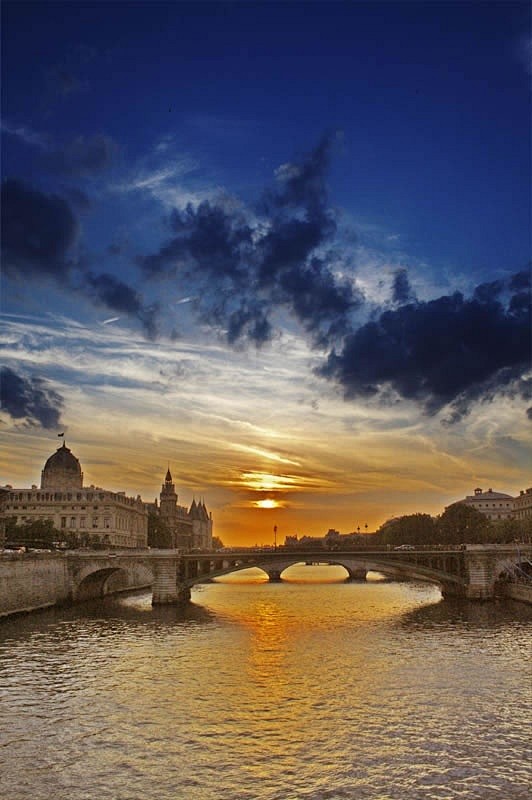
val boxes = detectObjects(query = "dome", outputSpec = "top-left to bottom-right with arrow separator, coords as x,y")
41,443 -> 83,490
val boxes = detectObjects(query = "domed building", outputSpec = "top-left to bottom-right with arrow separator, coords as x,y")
2,441 -> 147,549
41,443 -> 83,490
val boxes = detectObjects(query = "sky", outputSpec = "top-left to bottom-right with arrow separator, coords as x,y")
1,0 -> 531,547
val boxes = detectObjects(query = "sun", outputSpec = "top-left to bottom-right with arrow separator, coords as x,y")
255,499 -> 279,509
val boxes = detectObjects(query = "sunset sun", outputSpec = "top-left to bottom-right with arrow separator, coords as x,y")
255,499 -> 280,509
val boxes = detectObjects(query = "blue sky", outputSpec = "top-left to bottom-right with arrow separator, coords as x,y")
1,1 -> 530,544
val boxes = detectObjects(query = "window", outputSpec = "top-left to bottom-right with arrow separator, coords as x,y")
80,517 -> 86,529
70,517 -> 76,528
61,517 -> 67,529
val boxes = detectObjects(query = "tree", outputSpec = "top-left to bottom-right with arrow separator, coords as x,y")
437,503 -> 491,544
211,536 -> 224,550
491,517 -> 532,544
376,513 -> 436,545
147,513 -> 173,548
4,518 -> 61,548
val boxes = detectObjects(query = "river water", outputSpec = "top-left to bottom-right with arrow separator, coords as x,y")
1,566 -> 531,800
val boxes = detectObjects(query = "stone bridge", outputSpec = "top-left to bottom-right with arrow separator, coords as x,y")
66,544 -> 532,604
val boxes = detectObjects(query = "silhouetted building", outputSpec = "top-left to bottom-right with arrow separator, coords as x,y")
150,468 -> 213,550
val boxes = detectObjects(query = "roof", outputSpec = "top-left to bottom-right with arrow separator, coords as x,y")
465,489 -> 513,501
43,443 -> 81,473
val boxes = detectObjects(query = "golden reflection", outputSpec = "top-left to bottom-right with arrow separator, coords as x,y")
243,599 -> 291,682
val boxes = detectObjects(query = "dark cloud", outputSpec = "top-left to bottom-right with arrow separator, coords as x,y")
1,179 -> 79,279
278,256 -> 361,346
258,132 -> 338,287
2,178 -> 158,338
138,133 -> 359,347
226,301 -> 272,347
318,273 -> 531,421
140,200 -> 253,285
0,367 -> 64,429
44,134 -> 117,177
263,133 -> 337,216
84,272 -> 160,339
509,268 -> 531,291
391,268 -> 416,304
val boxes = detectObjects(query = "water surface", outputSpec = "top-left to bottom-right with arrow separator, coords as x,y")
1,567 -> 530,799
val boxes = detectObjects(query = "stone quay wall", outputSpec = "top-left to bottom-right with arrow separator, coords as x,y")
0,553 -> 70,618
501,583 -> 532,605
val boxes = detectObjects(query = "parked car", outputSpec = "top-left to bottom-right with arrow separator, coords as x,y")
393,544 -> 415,550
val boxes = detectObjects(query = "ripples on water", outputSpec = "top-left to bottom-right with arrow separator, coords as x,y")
1,566 -> 531,800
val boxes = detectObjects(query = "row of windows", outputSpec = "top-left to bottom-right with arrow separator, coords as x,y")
60,516 -> 111,529
8,492 -> 142,507
15,512 -> 145,531
10,492 -> 107,502
474,503 -> 512,508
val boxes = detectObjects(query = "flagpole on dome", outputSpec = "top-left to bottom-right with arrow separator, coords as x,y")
57,432 -> 66,447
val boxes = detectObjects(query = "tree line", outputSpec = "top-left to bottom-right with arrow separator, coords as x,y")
374,503 -> 531,546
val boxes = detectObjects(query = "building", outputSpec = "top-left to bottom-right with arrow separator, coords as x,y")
2,442 -> 148,548
0,487 -> 9,548
513,487 -> 532,520
459,488 -> 514,520
150,467 -> 213,550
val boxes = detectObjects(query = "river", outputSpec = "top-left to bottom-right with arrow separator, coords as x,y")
1,566 -> 531,800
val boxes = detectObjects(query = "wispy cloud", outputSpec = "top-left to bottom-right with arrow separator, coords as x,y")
1,121 -> 48,149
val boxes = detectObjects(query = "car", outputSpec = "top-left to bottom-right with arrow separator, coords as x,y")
393,544 -> 415,550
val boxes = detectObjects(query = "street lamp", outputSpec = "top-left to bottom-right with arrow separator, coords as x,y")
273,525 -> 277,549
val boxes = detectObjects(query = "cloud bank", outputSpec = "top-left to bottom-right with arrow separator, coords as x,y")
2,133 -> 530,427
0,366 -> 64,428
318,271 -> 531,421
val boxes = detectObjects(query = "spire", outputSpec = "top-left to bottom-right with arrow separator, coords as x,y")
165,466 -> 172,483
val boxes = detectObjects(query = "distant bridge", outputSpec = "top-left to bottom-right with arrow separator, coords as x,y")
65,544 -> 532,604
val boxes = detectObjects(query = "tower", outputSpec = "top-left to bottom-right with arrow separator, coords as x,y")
159,468 -> 178,543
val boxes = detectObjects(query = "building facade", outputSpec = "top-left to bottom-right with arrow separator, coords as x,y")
513,487 -> 532,520
3,443 -> 148,548
459,488 -> 515,520
151,468 -> 213,550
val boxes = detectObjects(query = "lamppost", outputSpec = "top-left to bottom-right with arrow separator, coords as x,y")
273,525 -> 277,549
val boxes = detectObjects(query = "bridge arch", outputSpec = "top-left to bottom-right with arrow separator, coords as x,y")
71,557 -> 154,601
75,567 -> 124,601
180,554 -> 466,597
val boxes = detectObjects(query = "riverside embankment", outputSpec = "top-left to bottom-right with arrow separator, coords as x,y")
0,552 -> 152,618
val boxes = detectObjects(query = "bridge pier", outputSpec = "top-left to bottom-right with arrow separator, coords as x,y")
464,551 -> 497,600
152,557 -> 179,605
266,570 -> 283,582
345,567 -> 367,582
